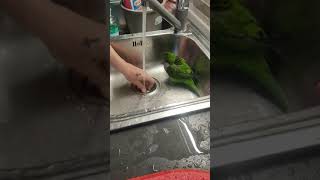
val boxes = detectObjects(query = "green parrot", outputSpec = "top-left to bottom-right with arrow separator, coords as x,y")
164,52 -> 201,96
164,52 -> 176,65
215,52 -> 289,111
213,0 -> 289,111
214,0 -> 267,52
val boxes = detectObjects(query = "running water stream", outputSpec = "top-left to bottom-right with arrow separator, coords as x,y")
142,2 -> 147,111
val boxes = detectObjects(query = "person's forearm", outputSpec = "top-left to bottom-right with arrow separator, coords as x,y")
110,46 -> 128,74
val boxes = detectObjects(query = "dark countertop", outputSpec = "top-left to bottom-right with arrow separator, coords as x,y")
110,110 -> 210,179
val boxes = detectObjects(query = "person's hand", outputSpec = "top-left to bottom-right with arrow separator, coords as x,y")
122,62 -> 155,93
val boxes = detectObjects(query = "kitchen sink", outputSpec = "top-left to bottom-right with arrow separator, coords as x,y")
110,30 -> 210,130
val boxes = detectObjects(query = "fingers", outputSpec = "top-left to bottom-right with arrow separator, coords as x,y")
134,80 -> 147,93
137,71 -> 155,91
124,63 -> 155,93
133,74 -> 154,93
145,75 -> 155,90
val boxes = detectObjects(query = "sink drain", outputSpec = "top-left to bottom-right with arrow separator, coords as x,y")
131,78 -> 160,95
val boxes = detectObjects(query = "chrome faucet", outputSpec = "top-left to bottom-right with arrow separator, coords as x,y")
141,0 -> 189,32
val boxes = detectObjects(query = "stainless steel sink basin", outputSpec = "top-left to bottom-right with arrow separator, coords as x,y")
110,30 -> 210,130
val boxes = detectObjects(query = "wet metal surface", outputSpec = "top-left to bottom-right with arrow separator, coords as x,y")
110,111 -> 210,180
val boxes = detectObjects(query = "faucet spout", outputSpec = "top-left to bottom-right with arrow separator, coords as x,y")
142,0 -> 188,32
176,0 -> 189,31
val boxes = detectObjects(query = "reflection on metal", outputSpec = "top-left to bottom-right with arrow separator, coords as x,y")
152,164 -> 159,172
178,119 -> 203,154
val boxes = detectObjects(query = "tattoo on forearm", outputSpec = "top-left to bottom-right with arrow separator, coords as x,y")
82,37 -> 101,48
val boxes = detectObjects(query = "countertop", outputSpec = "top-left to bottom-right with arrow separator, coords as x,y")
110,110 -> 210,179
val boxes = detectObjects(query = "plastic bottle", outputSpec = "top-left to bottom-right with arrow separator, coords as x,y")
110,8 -> 119,37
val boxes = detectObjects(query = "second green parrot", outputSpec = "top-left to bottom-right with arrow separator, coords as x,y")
164,52 -> 201,96
213,0 -> 289,111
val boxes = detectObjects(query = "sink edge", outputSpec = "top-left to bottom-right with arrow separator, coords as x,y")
110,96 -> 210,131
